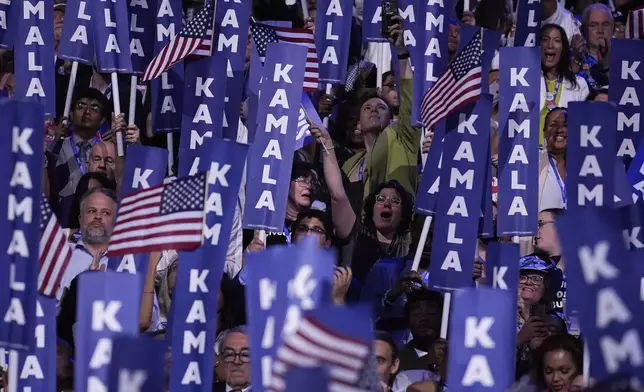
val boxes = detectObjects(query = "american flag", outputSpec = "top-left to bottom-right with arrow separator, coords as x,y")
38,194 -> 72,297
420,31 -> 483,130
251,22 -> 319,92
627,8 -> 644,39
141,2 -> 215,82
270,315 -> 370,392
106,172 -> 208,257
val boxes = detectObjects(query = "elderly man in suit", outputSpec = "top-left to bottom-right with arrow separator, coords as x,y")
213,327 -> 252,392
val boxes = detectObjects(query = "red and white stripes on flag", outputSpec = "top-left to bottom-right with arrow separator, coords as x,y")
141,2 -> 215,82
106,173 -> 207,257
270,316 -> 370,392
627,8 -> 644,39
420,31 -> 483,130
273,27 -> 319,92
39,196 -> 72,297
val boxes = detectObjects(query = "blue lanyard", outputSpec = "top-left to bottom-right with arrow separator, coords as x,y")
70,137 -> 99,175
358,158 -> 365,181
543,76 -> 561,109
548,155 -> 567,206
283,223 -> 291,244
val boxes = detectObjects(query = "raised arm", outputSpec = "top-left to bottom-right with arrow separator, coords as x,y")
309,123 -> 356,239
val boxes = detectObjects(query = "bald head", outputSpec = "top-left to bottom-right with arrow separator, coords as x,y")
87,142 -> 116,179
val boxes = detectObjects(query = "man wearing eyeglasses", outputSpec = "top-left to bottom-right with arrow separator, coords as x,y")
215,326 -> 252,392
47,87 -> 111,224
291,209 -> 334,249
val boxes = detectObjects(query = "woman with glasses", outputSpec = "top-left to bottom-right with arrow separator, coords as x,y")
515,255 -> 564,379
309,121 -> 414,284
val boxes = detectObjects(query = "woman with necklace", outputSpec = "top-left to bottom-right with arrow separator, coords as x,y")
539,108 -> 568,212
539,24 -> 589,147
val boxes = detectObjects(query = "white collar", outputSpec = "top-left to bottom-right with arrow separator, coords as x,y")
225,385 -> 251,392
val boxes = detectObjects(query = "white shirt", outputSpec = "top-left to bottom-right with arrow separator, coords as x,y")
539,73 -> 589,112
542,2 -> 581,42
225,385 -> 251,392
56,240 -> 108,308
540,158 -> 566,211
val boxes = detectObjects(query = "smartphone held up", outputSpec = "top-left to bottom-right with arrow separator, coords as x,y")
381,0 -> 399,37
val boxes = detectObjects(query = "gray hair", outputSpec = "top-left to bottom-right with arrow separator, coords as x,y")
217,326 -> 248,355
582,3 -> 614,32
79,187 -> 117,215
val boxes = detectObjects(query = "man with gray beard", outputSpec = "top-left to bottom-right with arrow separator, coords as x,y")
56,187 -> 117,308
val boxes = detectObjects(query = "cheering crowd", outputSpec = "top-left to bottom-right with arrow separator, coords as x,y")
1,0 -> 644,390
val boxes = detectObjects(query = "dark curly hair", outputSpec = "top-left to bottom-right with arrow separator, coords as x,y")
363,180 -> 414,234
540,24 -> 579,89
534,334 -> 583,389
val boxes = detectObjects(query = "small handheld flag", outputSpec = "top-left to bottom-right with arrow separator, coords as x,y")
251,22 -> 319,92
38,194 -> 73,297
142,2 -> 216,82
420,31 -> 484,130
626,8 -> 644,39
107,172 -> 208,256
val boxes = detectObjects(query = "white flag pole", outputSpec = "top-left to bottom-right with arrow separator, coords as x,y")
167,133 -> 175,176
128,75 -> 137,126
110,72 -> 125,157
62,61 -> 79,119
301,0 -> 310,19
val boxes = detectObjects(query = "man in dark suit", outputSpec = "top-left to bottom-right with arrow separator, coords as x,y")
213,326 -> 252,392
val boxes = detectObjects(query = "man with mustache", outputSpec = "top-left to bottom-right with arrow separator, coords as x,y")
56,187 -> 117,306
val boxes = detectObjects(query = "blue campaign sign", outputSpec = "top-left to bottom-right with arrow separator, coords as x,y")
497,46 -> 540,236
398,0 -> 420,62
58,0 -> 95,64
567,101 -> 617,209
0,100 -> 44,351
620,202 -> 644,252
608,39 -> 644,159
484,241 -> 519,345
127,0 -> 156,74
429,95 -> 492,291
178,56 -> 228,177
314,0 -> 353,84
213,0 -> 251,141
362,0 -> 388,43
151,0 -> 184,134
107,145 -> 168,274
613,157 -> 632,207
183,138 -> 248,251
447,288 -> 515,391
14,0 -> 55,118
75,272 -> 141,392
168,247 -> 225,390
245,238 -> 335,390
514,0 -> 543,47
411,0 -> 452,126
109,335 -> 165,392
8,296 -> 56,392
169,139 -> 248,391
243,42 -> 308,232
557,207 -> 644,380
415,121 -> 446,215
479,146 -> 494,238
0,0 -> 12,49
92,0 -> 133,73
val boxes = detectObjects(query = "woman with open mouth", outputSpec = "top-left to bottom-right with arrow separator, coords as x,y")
539,24 -> 589,146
